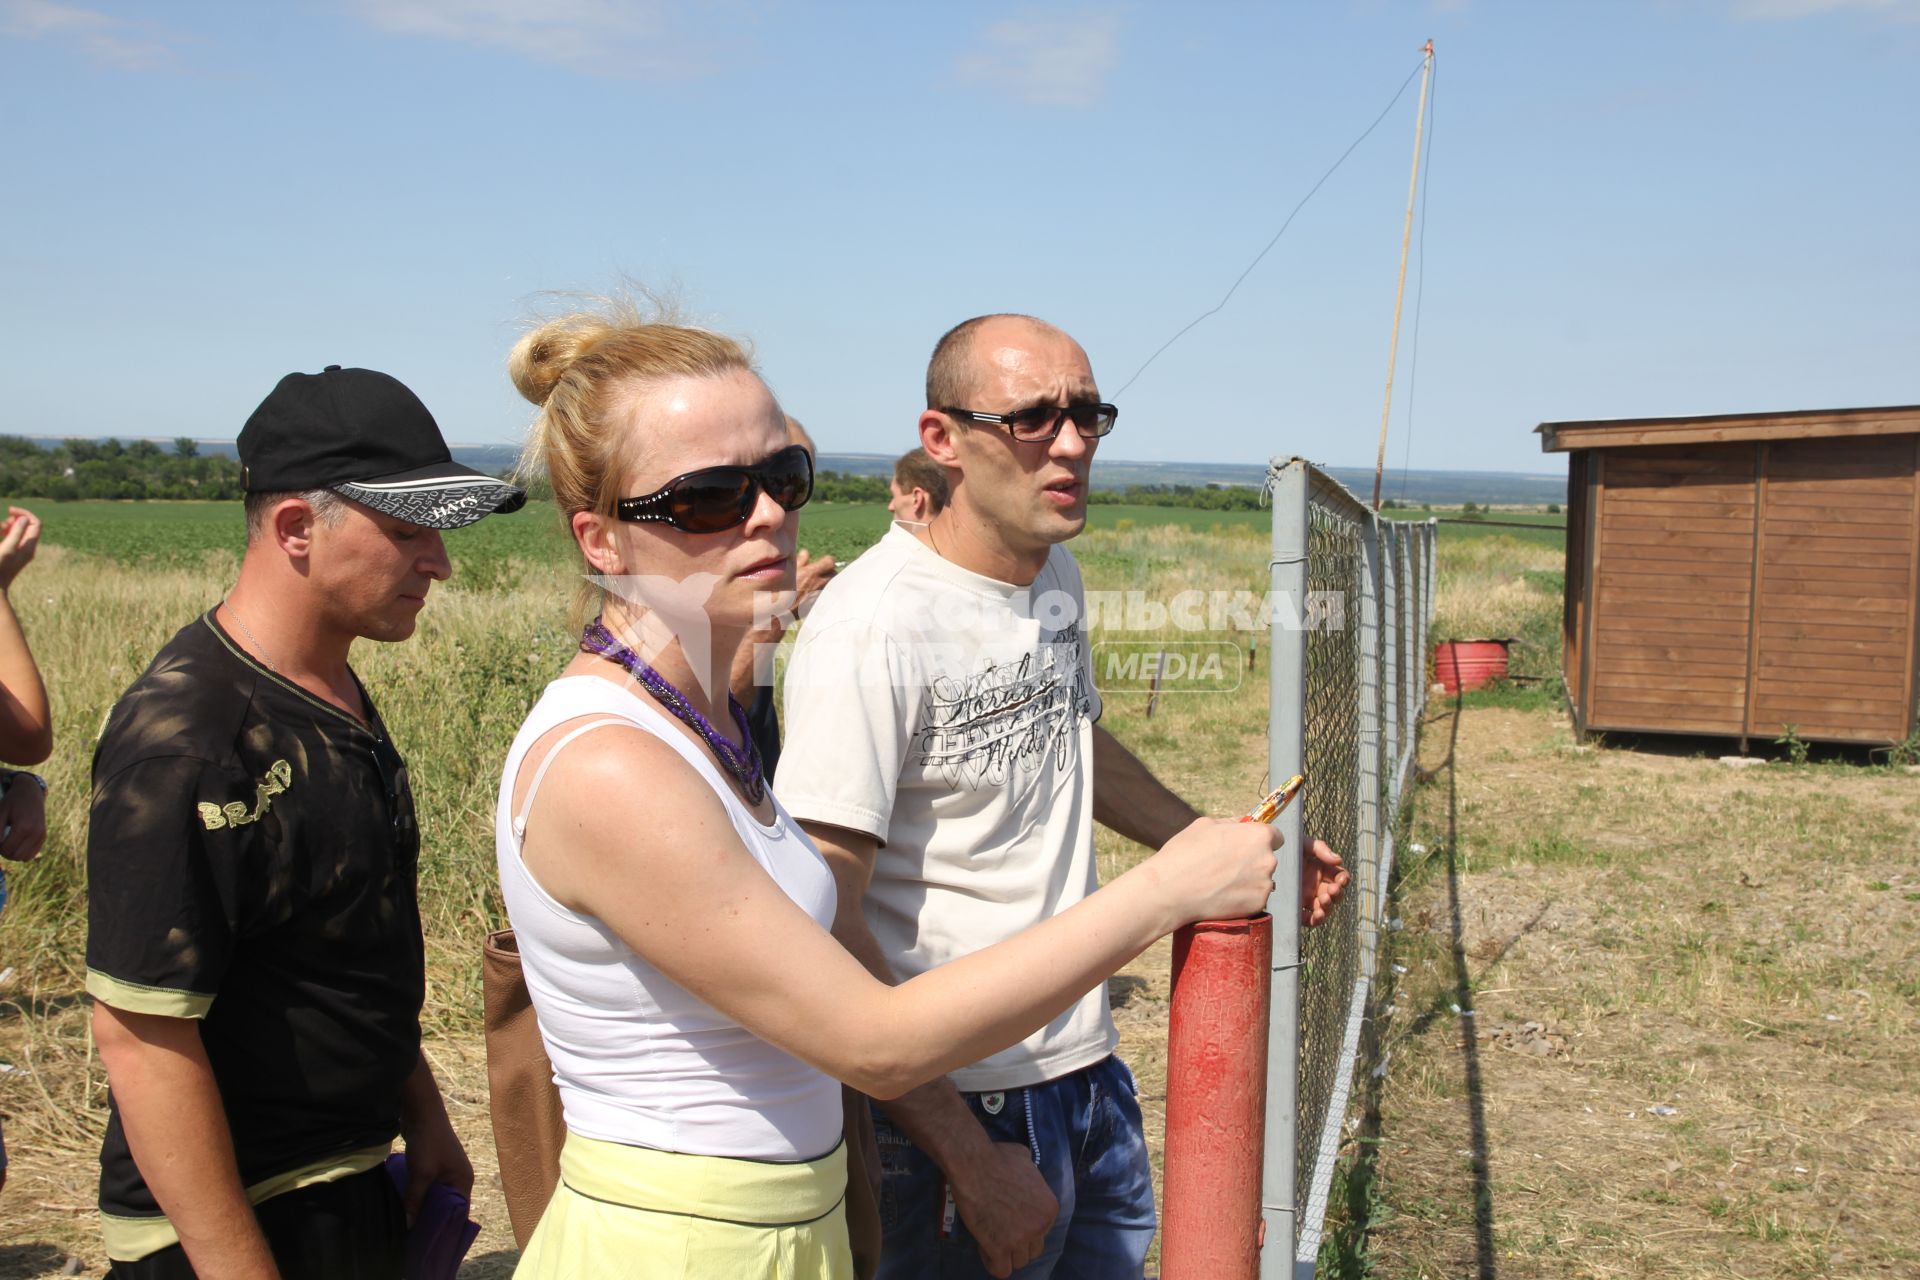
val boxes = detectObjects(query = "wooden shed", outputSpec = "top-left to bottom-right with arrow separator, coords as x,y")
1538,405 -> 1920,746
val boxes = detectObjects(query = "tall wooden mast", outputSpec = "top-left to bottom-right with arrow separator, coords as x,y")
1371,39 -> 1435,512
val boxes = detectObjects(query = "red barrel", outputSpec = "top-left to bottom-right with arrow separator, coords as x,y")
1433,639 -> 1510,693
1161,914 -> 1272,1280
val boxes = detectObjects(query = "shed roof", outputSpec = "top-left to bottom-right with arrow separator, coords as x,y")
1536,404 -> 1920,453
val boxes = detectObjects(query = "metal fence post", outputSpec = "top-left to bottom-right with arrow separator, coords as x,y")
1409,528 -> 1419,773
1426,522 -> 1437,674
1378,529 -> 1396,831
1401,526 -> 1413,780
1394,530 -> 1404,765
1356,513 -> 1385,987
1261,458 -> 1308,1276
1384,527 -> 1401,836
1260,480 -> 1443,1278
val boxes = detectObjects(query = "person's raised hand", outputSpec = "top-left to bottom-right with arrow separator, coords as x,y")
793,548 -> 837,611
0,507 -> 42,591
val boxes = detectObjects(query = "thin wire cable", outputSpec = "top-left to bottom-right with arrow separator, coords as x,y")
1114,59 -> 1427,399
1395,59 -> 1438,504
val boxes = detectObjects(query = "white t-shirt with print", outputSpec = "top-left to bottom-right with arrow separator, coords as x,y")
775,523 -> 1114,1092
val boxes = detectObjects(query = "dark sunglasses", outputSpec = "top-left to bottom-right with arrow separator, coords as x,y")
370,738 -> 415,842
942,402 -> 1118,444
615,444 -> 815,534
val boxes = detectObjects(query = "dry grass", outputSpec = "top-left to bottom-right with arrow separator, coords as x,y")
0,525 -> 1272,1276
0,546 -> 575,1276
1349,703 -> 1920,1279
1429,535 -> 1563,683
21,514 -> 1902,1280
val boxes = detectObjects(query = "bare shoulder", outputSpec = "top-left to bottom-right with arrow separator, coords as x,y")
519,717 -> 716,821
514,717 -> 738,897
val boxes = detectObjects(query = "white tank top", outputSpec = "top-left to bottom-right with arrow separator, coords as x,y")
495,675 -> 842,1160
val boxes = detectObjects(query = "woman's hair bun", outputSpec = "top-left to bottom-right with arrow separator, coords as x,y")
508,315 -> 618,408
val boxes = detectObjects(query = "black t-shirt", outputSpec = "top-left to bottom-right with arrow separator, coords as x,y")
86,612 -> 424,1235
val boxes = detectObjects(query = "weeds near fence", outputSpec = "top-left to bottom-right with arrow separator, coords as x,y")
1338,703 -> 1920,1279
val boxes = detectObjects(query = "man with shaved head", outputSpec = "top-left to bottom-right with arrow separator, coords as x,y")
779,315 -> 1347,1277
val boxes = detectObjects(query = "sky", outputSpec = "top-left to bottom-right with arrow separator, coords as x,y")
2,1 -> 1916,477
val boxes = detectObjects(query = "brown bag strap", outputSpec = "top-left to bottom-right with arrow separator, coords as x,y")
483,927 -> 568,1250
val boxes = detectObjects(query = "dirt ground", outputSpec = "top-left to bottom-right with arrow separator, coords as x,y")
1352,701 -> 1920,1280
0,722 -> 1267,1280
8,697 -> 1916,1277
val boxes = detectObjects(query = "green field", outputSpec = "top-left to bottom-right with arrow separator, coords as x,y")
5,498 -> 1566,573
1383,506 -> 1567,548
2,498 -> 1289,575
5,499 -> 1565,676
0,499 -> 249,565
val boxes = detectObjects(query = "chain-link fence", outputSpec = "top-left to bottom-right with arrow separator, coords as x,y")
1261,459 -> 1437,1276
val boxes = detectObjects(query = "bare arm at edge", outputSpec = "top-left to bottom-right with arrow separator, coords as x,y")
1091,723 -> 1201,850
0,509 -> 53,765
91,1002 -> 280,1280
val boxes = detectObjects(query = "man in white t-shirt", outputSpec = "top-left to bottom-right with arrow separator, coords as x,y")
886,446 -> 948,525
777,314 -> 1346,1279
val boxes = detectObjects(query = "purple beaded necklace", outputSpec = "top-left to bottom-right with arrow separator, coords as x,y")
579,618 -> 766,805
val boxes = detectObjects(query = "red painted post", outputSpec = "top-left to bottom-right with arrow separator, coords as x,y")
1160,913 -> 1272,1280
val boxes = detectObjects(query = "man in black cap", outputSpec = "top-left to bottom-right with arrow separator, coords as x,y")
85,367 -> 524,1279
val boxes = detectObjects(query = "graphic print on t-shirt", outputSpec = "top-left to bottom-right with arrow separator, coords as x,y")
913,622 -> 1093,790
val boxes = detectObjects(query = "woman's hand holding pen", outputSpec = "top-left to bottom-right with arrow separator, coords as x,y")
1145,817 -> 1282,929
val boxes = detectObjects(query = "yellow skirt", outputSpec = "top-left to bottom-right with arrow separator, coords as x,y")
514,1132 -> 852,1280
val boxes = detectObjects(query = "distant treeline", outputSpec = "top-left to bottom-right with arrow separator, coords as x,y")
0,436 -> 243,501
811,471 -> 891,503
500,471 -> 897,506
811,474 -> 1275,510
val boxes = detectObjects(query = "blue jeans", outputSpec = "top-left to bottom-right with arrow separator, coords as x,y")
872,1055 -> 1155,1280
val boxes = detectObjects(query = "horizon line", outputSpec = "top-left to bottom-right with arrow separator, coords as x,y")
3,433 -> 1565,480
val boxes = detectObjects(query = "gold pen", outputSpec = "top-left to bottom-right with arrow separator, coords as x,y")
1243,774 -> 1305,824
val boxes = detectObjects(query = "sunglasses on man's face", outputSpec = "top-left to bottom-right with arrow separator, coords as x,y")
942,401 -> 1118,444
615,443 -> 815,534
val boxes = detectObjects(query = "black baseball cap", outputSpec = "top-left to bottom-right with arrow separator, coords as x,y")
238,366 -> 526,529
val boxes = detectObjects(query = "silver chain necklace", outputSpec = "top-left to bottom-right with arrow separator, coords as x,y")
224,602 -> 278,673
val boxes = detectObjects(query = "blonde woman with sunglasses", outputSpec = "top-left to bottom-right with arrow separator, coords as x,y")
495,302 -> 1281,1277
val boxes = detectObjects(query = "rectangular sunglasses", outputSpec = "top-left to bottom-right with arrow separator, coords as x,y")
941,401 -> 1117,443
615,443 -> 815,534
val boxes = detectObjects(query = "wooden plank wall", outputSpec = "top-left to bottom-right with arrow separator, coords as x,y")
1562,451 -> 1587,720
1588,443 -> 1758,734
1746,435 -> 1920,742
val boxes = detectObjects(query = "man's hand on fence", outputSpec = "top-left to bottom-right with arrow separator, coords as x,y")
952,1141 -> 1058,1277
1300,838 -> 1349,927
